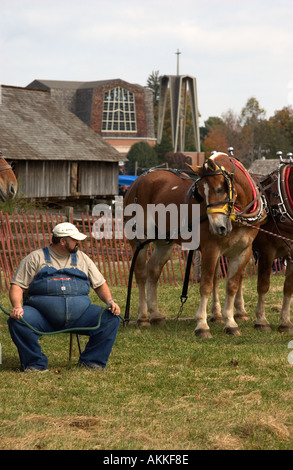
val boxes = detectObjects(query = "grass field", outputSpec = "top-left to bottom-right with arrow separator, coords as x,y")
1,274 -> 293,450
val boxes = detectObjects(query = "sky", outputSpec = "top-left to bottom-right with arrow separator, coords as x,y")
1,0 -> 293,125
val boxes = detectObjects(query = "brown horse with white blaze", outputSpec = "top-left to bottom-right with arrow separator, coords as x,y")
124,152 -> 265,338
0,152 -> 17,201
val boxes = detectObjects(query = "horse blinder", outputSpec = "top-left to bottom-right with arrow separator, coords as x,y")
202,161 -> 236,219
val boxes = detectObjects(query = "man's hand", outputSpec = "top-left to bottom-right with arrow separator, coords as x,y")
10,306 -> 24,319
107,299 -> 120,316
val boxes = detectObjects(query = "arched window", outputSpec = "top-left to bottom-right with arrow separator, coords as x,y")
102,87 -> 137,132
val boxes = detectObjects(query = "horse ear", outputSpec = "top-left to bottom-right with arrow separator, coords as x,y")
206,158 -> 218,172
186,158 -> 218,175
185,163 -> 202,175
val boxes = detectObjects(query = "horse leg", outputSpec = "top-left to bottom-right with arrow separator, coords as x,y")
146,241 -> 174,325
210,259 -> 224,323
133,244 -> 151,326
279,260 -> 293,333
254,252 -> 273,332
221,248 -> 253,335
234,273 -> 249,321
194,247 -> 220,338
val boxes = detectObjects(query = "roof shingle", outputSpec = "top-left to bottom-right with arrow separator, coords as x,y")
0,85 -> 123,162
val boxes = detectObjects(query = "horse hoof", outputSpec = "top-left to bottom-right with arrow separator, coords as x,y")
137,319 -> 151,327
224,327 -> 241,336
278,324 -> 293,333
209,315 -> 224,323
194,329 -> 213,339
150,317 -> 166,326
234,313 -> 249,321
254,323 -> 272,332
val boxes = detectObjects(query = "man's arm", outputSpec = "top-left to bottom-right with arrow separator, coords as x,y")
9,284 -> 25,319
95,282 -> 120,316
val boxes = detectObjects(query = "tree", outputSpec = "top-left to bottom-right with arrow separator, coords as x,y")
146,70 -> 160,107
201,98 -> 293,168
269,106 -> 293,155
164,152 -> 192,169
202,112 -> 239,157
154,134 -> 173,164
125,142 -> 159,174
240,97 -> 266,127
203,125 -> 230,157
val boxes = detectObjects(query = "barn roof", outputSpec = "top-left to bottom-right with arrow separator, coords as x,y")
0,85 -> 124,162
249,159 -> 280,175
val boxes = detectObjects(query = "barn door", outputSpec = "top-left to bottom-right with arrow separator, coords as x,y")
70,162 -> 80,195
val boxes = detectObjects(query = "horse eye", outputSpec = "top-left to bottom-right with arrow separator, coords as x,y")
214,186 -> 224,195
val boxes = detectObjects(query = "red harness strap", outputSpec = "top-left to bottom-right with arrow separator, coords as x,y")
232,158 -> 258,214
285,166 -> 293,211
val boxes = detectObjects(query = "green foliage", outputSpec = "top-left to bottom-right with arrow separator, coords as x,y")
202,97 -> 293,165
240,96 -> 266,127
0,195 -> 50,214
125,142 -> 159,174
146,70 -> 160,106
154,134 -> 173,164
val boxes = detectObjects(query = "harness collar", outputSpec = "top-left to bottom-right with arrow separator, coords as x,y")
203,157 -> 265,224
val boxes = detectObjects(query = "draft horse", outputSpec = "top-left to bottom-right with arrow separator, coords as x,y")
0,152 -> 17,201
124,152 -> 265,338
251,152 -> 293,333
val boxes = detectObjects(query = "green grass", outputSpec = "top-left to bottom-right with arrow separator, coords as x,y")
1,275 -> 293,450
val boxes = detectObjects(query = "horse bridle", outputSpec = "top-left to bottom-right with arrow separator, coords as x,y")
200,159 -> 236,220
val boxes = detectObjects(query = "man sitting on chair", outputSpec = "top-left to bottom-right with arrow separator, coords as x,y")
8,222 -> 120,372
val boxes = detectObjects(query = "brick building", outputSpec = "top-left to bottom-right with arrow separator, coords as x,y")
27,79 -> 156,157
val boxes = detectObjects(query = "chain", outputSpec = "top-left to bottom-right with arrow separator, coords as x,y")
238,219 -> 293,263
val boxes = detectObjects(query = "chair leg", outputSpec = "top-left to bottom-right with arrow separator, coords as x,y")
76,334 -> 82,355
69,333 -> 82,360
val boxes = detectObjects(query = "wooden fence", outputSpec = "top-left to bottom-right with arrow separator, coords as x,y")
0,210 -> 283,293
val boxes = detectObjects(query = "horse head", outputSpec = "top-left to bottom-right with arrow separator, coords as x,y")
0,153 -> 17,202
187,153 -> 236,237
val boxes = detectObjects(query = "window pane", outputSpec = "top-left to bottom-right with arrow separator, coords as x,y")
102,87 -> 137,132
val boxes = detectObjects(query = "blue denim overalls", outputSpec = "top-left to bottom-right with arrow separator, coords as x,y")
24,247 -> 92,330
8,247 -> 120,370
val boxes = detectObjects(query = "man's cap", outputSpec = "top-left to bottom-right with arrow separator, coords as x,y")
52,222 -> 87,241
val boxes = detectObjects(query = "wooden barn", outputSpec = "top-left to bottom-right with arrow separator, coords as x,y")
0,85 -> 124,206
